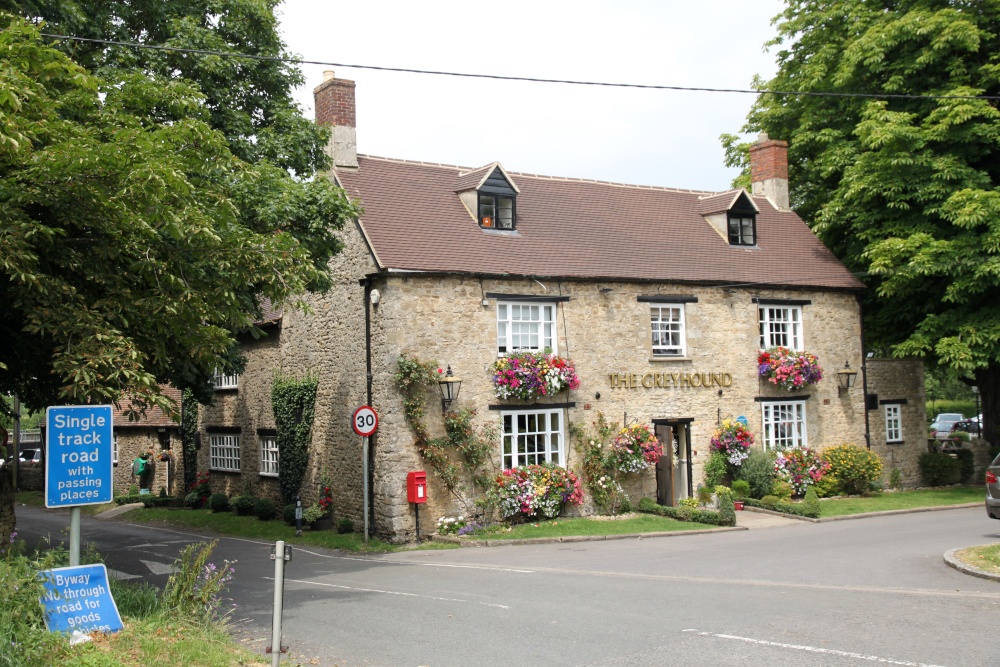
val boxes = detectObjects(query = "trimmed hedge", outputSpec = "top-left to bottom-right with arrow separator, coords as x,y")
208,492 -> 230,513
742,496 -> 820,518
637,497 -> 733,527
114,494 -> 181,508
918,452 -> 962,486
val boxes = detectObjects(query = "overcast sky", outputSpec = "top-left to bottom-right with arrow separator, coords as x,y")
277,1 -> 786,192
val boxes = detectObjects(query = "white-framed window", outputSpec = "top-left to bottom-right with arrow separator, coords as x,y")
884,404 -> 903,443
497,302 -> 556,354
213,370 -> 240,390
112,433 -> 118,465
759,306 -> 803,350
501,409 -> 564,469
761,401 -> 807,450
209,434 -> 241,472
259,435 -> 279,477
650,304 -> 686,356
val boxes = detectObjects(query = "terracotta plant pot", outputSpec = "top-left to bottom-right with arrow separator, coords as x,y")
733,501 -> 745,511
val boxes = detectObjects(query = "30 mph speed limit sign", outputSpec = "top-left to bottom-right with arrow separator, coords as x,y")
352,405 -> 379,437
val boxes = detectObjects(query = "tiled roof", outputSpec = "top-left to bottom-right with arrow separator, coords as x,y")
337,156 -> 864,291
112,386 -> 181,428
258,296 -> 282,327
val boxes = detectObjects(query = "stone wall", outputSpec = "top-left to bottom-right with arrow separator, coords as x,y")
865,358 -> 927,487
203,222 -> 872,543
113,429 -> 182,496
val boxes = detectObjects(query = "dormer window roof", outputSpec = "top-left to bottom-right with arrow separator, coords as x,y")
727,191 -> 758,246
456,163 -> 519,231
698,189 -> 760,247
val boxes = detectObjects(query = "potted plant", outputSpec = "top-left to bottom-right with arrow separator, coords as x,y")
731,479 -> 750,510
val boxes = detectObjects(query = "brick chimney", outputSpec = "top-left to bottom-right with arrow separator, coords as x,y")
314,70 -> 358,170
749,133 -> 789,209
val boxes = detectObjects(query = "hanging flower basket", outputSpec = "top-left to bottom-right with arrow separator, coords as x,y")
757,347 -> 823,391
611,424 -> 663,473
489,464 -> 584,520
492,351 -> 580,401
710,419 -> 753,467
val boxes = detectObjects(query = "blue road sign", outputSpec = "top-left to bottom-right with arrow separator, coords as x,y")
45,405 -> 113,508
39,564 -> 123,635
736,415 -> 749,427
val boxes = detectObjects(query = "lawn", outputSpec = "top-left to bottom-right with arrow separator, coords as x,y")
16,489 -> 117,516
464,514 -> 715,540
122,506 -> 397,553
819,486 -> 983,517
954,543 -> 1000,575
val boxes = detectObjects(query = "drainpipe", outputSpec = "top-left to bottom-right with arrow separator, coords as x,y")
361,277 -> 375,532
857,293 -> 872,450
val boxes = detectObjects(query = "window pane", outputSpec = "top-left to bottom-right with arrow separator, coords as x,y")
498,197 -> 513,228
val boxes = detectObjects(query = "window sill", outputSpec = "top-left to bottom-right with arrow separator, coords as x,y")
886,440 -> 905,446
259,472 -> 279,478
213,387 -> 238,393
648,356 -> 692,363
209,468 -> 242,474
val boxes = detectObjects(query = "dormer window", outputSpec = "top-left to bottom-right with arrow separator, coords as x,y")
727,191 -> 758,246
480,194 -> 515,229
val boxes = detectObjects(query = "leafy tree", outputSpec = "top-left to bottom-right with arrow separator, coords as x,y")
729,1 -> 1000,448
0,15 -> 358,542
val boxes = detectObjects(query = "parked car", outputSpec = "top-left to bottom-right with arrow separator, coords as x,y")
987,452 -> 1000,520
952,418 -> 981,436
19,449 -> 42,464
930,418 -> 962,439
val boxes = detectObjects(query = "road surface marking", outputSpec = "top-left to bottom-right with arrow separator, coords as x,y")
683,630 -> 948,666
140,559 -> 177,575
274,577 -> 510,609
107,569 -> 142,580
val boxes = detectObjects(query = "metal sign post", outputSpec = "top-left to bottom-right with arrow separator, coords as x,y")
352,406 -> 378,544
45,405 -> 113,566
268,541 -> 292,666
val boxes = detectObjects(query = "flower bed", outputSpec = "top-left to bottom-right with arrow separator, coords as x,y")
492,351 -> 580,401
758,347 -> 823,391
710,419 -> 753,467
774,446 -> 829,496
489,463 -> 584,520
611,424 -> 663,473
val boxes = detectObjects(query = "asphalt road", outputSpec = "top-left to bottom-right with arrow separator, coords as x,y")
13,504 -> 1000,667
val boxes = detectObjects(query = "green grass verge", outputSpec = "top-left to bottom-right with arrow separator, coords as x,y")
955,543 -> 1000,575
16,490 -> 120,516
122,506 -> 397,553
465,514 -> 713,540
820,486 -> 983,517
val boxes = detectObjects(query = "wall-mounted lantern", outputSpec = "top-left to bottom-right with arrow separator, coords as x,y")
836,361 -> 858,393
438,366 -> 462,412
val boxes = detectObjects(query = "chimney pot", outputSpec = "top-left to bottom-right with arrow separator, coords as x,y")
323,69 -> 336,81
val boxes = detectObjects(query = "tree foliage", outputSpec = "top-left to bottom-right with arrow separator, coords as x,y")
0,12 -> 359,413
732,0 -> 1000,445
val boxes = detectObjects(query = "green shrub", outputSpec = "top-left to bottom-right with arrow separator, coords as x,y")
637,497 -> 723,525
141,495 -> 180,508
812,473 -> 839,498
889,468 -> 902,490
731,479 -> 751,500
696,485 -> 713,506
230,495 -> 256,516
208,492 -> 229,513
954,449 -> 975,483
163,540 -> 233,620
761,494 -> 779,505
717,493 -> 737,527
735,447 -> 774,499
128,483 -> 139,495
678,497 -> 699,509
703,451 -> 729,488
283,503 -> 298,526
337,517 -> 353,534
158,487 -> 168,498
926,400 -> 974,423
254,498 -> 276,521
744,496 -> 820,519
802,486 -> 820,516
918,452 -> 961,486
114,493 -> 146,505
771,480 -> 793,501
821,444 -> 883,495
184,491 -> 203,509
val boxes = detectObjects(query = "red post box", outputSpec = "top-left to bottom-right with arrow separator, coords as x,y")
407,471 -> 427,504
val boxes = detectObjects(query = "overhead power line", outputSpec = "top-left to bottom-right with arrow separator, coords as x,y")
39,32 -> 1000,102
